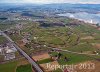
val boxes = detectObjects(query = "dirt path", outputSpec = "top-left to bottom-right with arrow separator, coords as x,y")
81,36 -> 94,40
32,53 -> 50,61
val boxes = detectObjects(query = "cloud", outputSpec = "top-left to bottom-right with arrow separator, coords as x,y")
0,0 -> 100,4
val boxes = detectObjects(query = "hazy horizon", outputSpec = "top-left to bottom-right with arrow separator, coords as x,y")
0,0 -> 100,4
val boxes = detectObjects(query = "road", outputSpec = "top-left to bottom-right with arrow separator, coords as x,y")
0,30 -> 43,72
48,47 -> 100,56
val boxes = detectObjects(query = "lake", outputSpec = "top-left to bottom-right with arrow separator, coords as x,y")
57,12 -> 100,24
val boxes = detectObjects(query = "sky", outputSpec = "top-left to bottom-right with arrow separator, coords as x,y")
0,0 -> 100,4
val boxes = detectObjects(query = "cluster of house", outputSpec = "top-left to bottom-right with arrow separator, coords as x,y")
8,16 -> 32,21
4,24 -> 23,35
22,32 -> 31,44
21,31 -> 38,43
0,43 -> 17,61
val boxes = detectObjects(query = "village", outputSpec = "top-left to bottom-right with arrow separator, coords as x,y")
0,17 -> 99,72
0,42 -> 17,61
0,3 -> 100,72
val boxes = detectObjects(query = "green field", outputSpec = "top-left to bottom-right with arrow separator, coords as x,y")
0,59 -> 29,72
0,24 -> 14,30
50,52 -> 97,65
66,43 -> 98,52
16,64 -> 32,72
8,18 -> 100,59
1,17 -> 99,72
0,61 -> 18,72
37,58 -> 53,64
0,36 -> 7,44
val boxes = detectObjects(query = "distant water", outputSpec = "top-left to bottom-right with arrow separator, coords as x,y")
57,12 -> 100,24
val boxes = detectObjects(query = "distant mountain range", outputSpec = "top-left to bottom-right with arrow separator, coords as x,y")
0,3 -> 100,13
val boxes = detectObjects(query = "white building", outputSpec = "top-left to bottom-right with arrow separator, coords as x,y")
0,43 -> 17,61
4,53 -> 15,60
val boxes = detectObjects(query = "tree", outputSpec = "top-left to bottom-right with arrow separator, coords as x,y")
58,52 -> 62,59
64,56 -> 68,61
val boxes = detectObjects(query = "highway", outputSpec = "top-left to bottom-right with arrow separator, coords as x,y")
0,31 -> 44,72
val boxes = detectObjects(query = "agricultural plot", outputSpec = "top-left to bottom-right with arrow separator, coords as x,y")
50,52 -> 99,65
0,59 -> 29,72
1,17 -> 99,72
16,64 -> 32,72
0,36 -> 7,44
